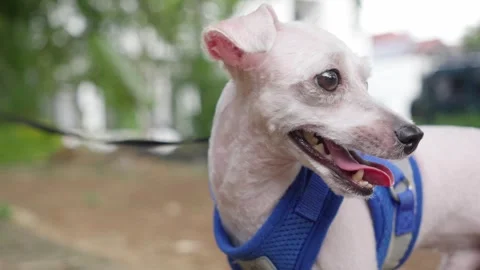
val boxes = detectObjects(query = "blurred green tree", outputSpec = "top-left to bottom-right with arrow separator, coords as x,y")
0,0 -> 240,164
462,24 -> 480,52
0,0 -> 237,136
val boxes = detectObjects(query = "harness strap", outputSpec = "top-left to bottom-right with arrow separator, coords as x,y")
234,172 -> 332,270
382,158 -> 416,269
213,157 -> 422,270
213,167 -> 344,270
364,156 -> 423,270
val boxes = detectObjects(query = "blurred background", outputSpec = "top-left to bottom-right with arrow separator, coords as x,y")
0,0 -> 479,269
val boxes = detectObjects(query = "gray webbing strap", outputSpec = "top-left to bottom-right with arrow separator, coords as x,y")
236,256 -> 277,270
382,159 -> 416,270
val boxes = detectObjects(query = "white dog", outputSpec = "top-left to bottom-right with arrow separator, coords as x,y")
203,4 -> 480,270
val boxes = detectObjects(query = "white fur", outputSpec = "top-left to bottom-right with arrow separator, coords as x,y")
204,4 -> 480,269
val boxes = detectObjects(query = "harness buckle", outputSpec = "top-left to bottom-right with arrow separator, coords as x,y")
389,176 -> 412,203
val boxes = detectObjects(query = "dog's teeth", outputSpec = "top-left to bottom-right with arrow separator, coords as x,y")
314,143 -> 326,154
304,132 -> 319,145
363,182 -> 373,189
357,180 -> 373,189
352,169 -> 364,182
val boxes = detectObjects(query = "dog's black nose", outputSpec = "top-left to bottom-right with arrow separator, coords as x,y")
395,125 -> 424,155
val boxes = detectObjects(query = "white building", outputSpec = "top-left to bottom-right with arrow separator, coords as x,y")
235,0 -> 371,56
368,33 -> 448,119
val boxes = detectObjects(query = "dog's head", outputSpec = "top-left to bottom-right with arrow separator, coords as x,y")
202,4 -> 423,197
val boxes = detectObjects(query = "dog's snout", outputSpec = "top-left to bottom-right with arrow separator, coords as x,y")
395,125 -> 424,155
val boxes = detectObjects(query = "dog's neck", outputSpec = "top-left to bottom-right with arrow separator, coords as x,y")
209,80 -> 300,244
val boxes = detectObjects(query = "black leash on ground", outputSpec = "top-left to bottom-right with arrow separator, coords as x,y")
0,111 -> 210,148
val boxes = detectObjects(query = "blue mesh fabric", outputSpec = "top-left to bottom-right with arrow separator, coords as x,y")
254,212 -> 313,269
214,157 -> 422,270
215,167 -> 343,270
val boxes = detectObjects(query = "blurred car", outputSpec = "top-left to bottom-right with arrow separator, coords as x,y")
411,53 -> 480,127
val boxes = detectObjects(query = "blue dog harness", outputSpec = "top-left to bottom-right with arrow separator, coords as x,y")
213,156 -> 423,270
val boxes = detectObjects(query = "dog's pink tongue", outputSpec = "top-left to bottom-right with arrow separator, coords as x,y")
324,141 -> 393,187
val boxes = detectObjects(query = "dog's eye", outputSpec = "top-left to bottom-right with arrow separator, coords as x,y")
315,69 -> 340,91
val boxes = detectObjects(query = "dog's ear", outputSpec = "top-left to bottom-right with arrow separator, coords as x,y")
202,4 -> 279,70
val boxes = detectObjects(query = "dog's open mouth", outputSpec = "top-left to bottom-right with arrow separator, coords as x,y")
289,130 -> 393,194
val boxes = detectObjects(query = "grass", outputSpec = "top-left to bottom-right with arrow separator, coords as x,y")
413,113 -> 480,127
0,124 -> 62,166
0,203 -> 12,221
84,192 -> 102,208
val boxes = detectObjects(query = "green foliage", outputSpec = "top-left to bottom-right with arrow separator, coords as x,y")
413,113 -> 480,128
0,124 -> 62,165
167,0 -> 239,136
84,191 -> 101,208
180,55 -> 228,137
0,0 -> 241,163
462,24 -> 480,52
0,203 -> 12,221
0,0 -> 240,129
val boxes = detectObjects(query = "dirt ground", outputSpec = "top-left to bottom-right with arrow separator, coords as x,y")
0,148 -> 442,269
0,221 -> 128,270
